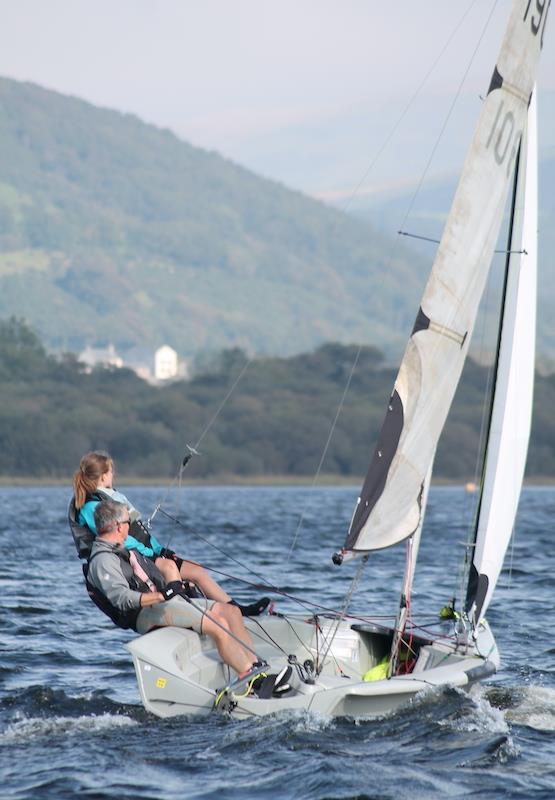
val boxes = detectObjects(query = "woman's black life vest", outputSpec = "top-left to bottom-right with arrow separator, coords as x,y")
68,491 -> 154,560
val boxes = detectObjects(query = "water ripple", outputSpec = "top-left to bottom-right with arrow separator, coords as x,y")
0,486 -> 554,799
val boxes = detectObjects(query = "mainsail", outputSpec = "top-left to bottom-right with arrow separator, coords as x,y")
343,0 -> 548,555
465,89 -> 537,625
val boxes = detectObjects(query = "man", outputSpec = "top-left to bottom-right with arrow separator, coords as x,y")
87,498 -> 290,697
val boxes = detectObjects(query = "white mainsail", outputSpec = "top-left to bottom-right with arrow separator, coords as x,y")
465,89 -> 537,625
344,0 -> 548,554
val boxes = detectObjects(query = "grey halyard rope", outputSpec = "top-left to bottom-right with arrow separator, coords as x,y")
338,0 -> 483,216
287,345 -> 361,560
315,555 -> 368,676
148,356 -> 253,531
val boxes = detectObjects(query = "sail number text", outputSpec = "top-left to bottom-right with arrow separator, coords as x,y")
486,102 -> 522,175
523,0 -> 551,46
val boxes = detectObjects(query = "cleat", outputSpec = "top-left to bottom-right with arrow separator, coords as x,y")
273,682 -> 292,696
273,666 -> 292,696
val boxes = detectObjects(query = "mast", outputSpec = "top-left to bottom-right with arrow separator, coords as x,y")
465,89 -> 538,626
388,463 -> 432,677
337,0 -> 548,560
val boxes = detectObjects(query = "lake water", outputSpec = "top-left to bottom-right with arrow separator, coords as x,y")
1,485 -> 554,799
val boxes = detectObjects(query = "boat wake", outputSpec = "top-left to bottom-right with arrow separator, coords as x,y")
492,685 -> 555,731
447,684 -> 510,734
0,711 -> 137,744
0,684 -> 146,745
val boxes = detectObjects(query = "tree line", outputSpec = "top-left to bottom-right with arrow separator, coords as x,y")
1,318 -> 553,481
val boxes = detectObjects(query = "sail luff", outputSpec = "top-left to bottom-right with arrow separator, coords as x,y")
344,0 -> 547,555
465,90 -> 537,625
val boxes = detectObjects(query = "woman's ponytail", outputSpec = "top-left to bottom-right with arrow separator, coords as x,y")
73,451 -> 113,509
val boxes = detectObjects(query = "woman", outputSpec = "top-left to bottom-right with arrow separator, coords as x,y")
73,451 -> 269,616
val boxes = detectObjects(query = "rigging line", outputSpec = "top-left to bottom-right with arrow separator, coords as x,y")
398,231 -> 441,245
148,356 -> 252,530
305,616 -> 347,678
315,556 -> 367,676
279,614 -> 321,662
345,0 -> 499,566
395,0 -> 500,239
193,357 -> 253,452
399,231 -> 525,256
344,4 -> 501,560
147,438 -> 205,530
246,616 -> 290,657
186,596 -> 260,659
338,0 -> 482,216
173,549 -> 397,623
286,345 -> 362,561
245,612 -> 343,674
158,507 -> 271,585
453,272 -> 497,607
155,513 -> 400,626
375,1 -> 499,592
157,507 -> 343,619
394,0 -> 500,357
162,445 -> 197,551
158,508 -> 435,631
462,134 -> 524,617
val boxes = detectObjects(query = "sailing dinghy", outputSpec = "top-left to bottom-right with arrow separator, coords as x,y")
126,0 -> 548,718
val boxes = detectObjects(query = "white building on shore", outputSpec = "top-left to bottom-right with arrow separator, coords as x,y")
154,345 -> 179,381
79,343 -> 123,371
79,343 -> 187,383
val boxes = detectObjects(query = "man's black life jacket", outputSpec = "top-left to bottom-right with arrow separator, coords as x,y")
84,547 -> 165,631
68,492 -> 196,628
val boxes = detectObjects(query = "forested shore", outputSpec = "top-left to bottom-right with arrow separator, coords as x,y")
1,318 -> 554,482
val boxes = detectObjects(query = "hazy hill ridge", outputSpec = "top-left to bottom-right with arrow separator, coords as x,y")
0,77 -> 428,359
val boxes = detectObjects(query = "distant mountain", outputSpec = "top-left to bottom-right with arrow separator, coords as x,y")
0,77 -> 431,360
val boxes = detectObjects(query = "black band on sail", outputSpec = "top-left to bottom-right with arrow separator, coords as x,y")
411,306 -> 430,336
465,563 -> 489,621
488,66 -> 504,95
344,389 -> 404,550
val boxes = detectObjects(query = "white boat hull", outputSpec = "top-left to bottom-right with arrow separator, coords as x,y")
125,615 -> 499,719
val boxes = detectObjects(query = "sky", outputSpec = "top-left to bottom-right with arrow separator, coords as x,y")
0,1 -> 553,200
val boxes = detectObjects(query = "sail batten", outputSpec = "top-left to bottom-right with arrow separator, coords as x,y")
344,0 -> 547,555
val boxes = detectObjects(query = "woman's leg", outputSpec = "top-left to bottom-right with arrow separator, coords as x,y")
179,561 -> 232,602
178,560 -> 271,617
154,556 -> 182,583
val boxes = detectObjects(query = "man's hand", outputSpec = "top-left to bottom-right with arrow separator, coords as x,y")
162,581 -> 186,601
139,591 -> 165,607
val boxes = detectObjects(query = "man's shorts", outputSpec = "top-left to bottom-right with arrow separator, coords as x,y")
136,595 -> 216,635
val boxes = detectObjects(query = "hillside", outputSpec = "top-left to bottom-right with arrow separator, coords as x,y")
0,77 -> 430,359
0,320 -> 554,481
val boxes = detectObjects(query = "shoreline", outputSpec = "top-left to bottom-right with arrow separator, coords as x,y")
0,474 -> 553,487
